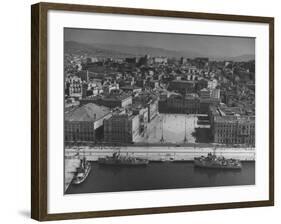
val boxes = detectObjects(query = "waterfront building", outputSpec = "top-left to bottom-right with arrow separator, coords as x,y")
104,113 -> 140,143
65,103 -> 112,142
209,105 -> 255,146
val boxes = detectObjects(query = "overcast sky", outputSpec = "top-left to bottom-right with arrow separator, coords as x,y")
64,28 -> 255,58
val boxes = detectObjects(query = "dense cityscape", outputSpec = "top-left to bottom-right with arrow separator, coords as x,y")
64,47 -> 255,147
63,29 -> 256,193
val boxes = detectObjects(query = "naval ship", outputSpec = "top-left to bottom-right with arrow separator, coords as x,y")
98,151 -> 149,166
194,152 -> 242,169
72,157 -> 91,184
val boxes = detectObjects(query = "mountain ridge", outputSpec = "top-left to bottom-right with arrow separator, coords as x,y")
65,41 -> 255,62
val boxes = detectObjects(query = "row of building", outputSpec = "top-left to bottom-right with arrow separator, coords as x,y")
82,55 -> 209,67
209,104 -> 255,146
168,78 -> 218,94
65,53 -> 255,146
159,88 -> 220,114
65,97 -> 158,143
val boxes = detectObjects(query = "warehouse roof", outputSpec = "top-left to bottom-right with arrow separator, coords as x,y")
65,103 -> 111,122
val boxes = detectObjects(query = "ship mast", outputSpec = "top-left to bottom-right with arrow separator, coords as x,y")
193,115 -> 196,149
184,114 -> 187,143
160,115 -> 164,142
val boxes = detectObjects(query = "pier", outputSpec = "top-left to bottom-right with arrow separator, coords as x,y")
65,146 -> 255,161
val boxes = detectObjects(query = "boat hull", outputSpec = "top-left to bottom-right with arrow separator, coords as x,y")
73,164 -> 91,184
98,158 -> 149,166
194,159 -> 242,170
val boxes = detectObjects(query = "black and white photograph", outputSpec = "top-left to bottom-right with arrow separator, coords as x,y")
64,28 -> 256,194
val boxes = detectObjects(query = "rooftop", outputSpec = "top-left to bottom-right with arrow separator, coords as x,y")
120,85 -> 142,90
185,93 -> 199,99
103,93 -> 132,101
171,80 -> 196,83
210,105 -> 255,123
65,103 -> 111,122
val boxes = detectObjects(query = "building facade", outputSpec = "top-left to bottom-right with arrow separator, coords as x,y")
66,76 -> 83,98
159,94 -> 200,114
209,105 -> 255,146
168,80 -> 196,94
159,93 -> 220,114
64,103 -> 112,142
80,94 -> 132,108
147,99 -> 159,122
199,97 -> 220,114
103,113 -> 140,143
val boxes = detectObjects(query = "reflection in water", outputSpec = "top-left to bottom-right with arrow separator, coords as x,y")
193,166 -> 242,186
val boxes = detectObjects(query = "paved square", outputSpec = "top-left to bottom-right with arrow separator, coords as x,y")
135,114 -> 210,144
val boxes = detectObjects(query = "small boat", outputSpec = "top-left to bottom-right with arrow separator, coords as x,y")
72,157 -> 91,184
194,152 -> 242,170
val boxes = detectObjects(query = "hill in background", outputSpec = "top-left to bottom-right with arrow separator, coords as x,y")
65,41 -> 255,62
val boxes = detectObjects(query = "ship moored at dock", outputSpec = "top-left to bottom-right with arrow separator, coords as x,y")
72,157 -> 91,184
98,151 -> 149,166
194,152 -> 242,169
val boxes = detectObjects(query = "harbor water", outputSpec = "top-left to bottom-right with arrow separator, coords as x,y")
65,161 -> 255,194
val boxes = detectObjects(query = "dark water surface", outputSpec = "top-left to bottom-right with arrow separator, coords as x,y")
66,162 -> 255,194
